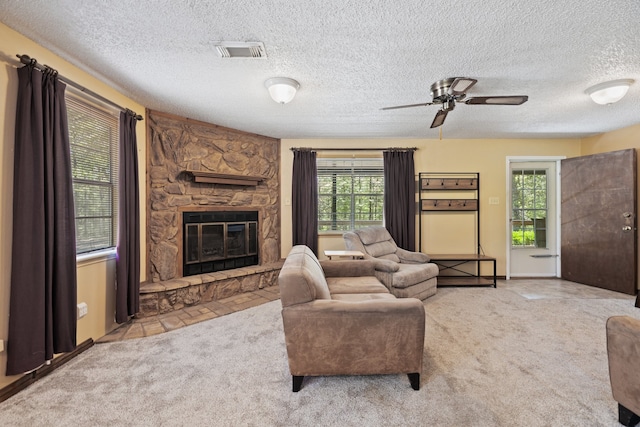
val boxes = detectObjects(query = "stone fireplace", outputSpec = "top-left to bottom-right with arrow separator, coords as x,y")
139,110 -> 282,316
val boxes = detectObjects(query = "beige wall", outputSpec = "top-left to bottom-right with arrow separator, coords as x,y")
0,23 -> 147,388
581,124 -> 640,155
280,138 -> 583,276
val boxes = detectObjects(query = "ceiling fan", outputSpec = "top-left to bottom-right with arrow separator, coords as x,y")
382,77 -> 528,128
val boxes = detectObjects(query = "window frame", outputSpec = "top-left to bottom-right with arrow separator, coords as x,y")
316,157 -> 384,233
65,88 -> 120,257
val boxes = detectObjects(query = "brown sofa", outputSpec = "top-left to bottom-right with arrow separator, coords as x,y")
606,315 -> 640,426
278,245 -> 425,392
343,226 -> 438,300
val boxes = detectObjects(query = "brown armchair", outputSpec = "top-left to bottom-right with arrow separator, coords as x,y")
606,315 -> 640,426
278,245 -> 425,392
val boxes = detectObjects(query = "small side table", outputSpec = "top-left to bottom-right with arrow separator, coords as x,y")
323,250 -> 365,260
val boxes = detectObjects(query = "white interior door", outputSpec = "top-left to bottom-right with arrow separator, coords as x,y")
507,159 -> 561,278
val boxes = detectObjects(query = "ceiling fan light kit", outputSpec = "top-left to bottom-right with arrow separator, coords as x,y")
448,78 -> 477,95
585,79 -> 634,105
264,77 -> 300,104
382,77 -> 529,128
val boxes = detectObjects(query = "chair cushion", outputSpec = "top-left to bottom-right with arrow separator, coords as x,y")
355,226 -> 392,245
331,293 -> 397,301
326,276 -> 389,294
365,241 -> 399,259
391,263 -> 440,289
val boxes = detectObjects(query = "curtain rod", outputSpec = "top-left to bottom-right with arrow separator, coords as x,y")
290,147 -> 417,152
16,54 -> 143,121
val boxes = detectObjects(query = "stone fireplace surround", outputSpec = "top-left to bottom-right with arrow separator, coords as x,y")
139,110 -> 282,317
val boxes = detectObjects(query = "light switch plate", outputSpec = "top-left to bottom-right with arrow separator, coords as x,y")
489,197 -> 499,205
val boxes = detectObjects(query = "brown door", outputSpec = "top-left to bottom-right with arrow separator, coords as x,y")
561,149 -> 637,294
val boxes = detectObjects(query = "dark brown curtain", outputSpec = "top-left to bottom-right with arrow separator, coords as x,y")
115,112 -> 140,323
383,150 -> 416,251
7,65 -> 77,375
292,150 -> 318,254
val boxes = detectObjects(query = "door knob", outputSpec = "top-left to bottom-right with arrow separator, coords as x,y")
622,226 -> 633,232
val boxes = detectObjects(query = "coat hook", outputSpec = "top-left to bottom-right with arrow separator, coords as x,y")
441,179 -> 444,186
455,179 -> 459,185
448,200 -> 452,207
434,200 -> 438,207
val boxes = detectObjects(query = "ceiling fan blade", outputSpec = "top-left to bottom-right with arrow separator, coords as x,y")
464,95 -> 528,105
430,109 -> 448,128
381,102 -> 433,110
449,78 -> 477,96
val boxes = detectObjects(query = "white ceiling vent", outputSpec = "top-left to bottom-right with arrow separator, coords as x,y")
213,41 -> 267,58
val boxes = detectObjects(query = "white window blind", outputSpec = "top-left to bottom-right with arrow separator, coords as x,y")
317,157 -> 384,232
66,94 -> 119,254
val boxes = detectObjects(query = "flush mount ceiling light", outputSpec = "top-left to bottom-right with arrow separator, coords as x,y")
264,77 -> 300,104
585,79 -> 634,105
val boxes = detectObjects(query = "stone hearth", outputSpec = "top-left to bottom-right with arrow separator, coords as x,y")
138,261 -> 282,317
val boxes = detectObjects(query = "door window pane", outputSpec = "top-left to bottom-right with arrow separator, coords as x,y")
512,169 -> 548,248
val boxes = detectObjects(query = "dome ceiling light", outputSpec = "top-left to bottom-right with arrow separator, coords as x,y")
585,79 -> 634,105
265,77 -> 300,104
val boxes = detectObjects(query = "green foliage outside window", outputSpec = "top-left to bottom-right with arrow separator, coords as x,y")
511,169 -> 547,248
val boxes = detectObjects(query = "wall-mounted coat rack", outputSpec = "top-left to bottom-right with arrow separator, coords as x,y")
418,172 -> 480,251
421,198 -> 478,211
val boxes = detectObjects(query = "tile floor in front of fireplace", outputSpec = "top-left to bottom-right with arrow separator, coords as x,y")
97,286 -> 281,343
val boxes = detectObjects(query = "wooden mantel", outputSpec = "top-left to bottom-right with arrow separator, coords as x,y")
186,170 -> 265,186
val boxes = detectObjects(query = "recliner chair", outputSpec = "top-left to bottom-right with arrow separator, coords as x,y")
606,315 -> 640,426
343,226 -> 438,300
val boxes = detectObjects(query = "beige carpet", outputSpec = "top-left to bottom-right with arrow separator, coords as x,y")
0,280 -> 638,426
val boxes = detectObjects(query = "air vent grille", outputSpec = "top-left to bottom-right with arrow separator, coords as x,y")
213,42 -> 267,58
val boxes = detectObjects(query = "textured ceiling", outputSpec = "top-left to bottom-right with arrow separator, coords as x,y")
1,0 -> 639,139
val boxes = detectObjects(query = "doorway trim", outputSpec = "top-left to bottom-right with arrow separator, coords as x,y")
505,156 -> 565,279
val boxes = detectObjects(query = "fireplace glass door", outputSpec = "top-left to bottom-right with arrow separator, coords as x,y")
202,223 -> 225,260
183,211 -> 259,276
227,223 -> 246,257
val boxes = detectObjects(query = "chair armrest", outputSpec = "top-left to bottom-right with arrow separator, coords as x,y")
396,247 -> 430,263
607,316 -> 640,415
320,259 -> 376,277
371,258 -> 400,272
282,299 -> 425,376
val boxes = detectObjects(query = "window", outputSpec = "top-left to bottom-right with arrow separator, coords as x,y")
511,169 -> 547,248
317,157 -> 384,232
66,94 -> 119,254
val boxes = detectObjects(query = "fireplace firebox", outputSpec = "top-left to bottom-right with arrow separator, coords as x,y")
183,211 -> 258,277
